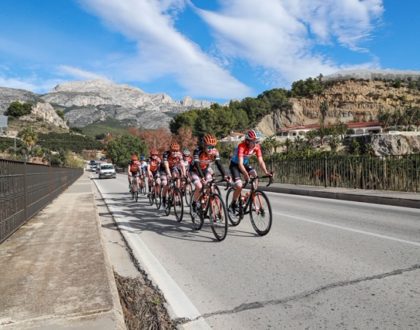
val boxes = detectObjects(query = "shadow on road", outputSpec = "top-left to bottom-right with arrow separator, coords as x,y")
97,193 -> 257,242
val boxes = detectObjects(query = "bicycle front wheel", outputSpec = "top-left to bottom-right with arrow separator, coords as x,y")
164,190 -> 171,216
173,188 -> 184,222
155,187 -> 162,209
209,194 -> 228,241
250,190 -> 272,236
184,183 -> 193,206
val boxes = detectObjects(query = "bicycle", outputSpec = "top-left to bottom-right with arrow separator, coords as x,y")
180,176 -> 194,206
190,178 -> 229,241
129,175 -> 139,202
147,176 -> 159,207
226,175 -> 273,236
162,177 -> 184,222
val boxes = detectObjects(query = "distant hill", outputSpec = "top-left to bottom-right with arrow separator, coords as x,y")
0,79 -> 212,131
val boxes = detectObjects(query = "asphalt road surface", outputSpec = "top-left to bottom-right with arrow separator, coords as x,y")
94,174 -> 420,329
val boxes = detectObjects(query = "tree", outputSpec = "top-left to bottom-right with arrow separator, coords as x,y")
175,126 -> 198,151
5,101 -> 32,117
106,134 -> 147,167
131,127 -> 172,153
18,127 -> 38,152
320,100 -> 329,128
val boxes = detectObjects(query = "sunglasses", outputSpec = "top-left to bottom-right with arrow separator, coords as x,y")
206,145 -> 215,150
247,140 -> 259,145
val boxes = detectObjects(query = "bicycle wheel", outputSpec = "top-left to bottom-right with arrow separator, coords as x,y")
155,188 -> 162,210
249,190 -> 272,236
209,194 -> 228,241
148,189 -> 155,206
225,188 -> 242,226
213,184 -> 222,197
184,183 -> 193,206
190,206 -> 203,230
164,190 -> 171,216
135,190 -> 139,202
173,188 -> 184,222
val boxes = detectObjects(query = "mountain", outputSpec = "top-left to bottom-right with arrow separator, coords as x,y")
40,79 -> 212,128
0,79 -> 212,130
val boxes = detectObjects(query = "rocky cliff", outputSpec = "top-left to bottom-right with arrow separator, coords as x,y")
0,79 -> 212,130
41,79 -> 212,128
257,70 -> 420,136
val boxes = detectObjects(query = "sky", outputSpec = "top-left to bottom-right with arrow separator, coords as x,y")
0,0 -> 419,102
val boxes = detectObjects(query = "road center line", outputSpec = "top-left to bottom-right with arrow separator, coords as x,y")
275,211 -> 420,247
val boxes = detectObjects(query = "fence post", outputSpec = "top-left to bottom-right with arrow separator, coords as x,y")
324,156 -> 328,188
23,160 -> 27,221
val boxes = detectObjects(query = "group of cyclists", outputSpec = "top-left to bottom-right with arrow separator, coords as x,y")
127,129 -> 273,221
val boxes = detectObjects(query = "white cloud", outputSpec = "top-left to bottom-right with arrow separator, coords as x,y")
79,0 -> 251,99
57,65 -> 108,80
0,75 -> 61,93
195,0 -> 384,85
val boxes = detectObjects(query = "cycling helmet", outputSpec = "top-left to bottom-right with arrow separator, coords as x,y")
182,148 -> 191,156
170,141 -> 180,152
245,129 -> 260,142
140,155 -> 145,161
150,148 -> 159,156
203,133 -> 217,146
131,154 -> 138,161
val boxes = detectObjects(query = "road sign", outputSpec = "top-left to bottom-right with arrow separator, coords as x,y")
0,115 -> 8,128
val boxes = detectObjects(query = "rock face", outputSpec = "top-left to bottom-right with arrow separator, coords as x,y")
370,134 -> 420,156
20,102 -> 68,129
0,80 -> 212,129
0,87 -> 40,112
41,79 -> 212,128
258,70 -> 420,136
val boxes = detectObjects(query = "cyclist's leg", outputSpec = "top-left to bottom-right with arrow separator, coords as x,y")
248,166 -> 258,189
154,173 -> 161,193
230,163 -> 243,204
190,171 -> 202,211
160,171 -> 168,204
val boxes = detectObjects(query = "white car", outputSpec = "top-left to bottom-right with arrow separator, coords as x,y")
98,163 -> 117,179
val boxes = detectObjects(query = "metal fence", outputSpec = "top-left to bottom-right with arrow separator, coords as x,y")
266,154 -> 420,192
0,159 -> 83,244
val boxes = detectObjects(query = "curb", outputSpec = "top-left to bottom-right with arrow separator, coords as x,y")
260,185 -> 420,209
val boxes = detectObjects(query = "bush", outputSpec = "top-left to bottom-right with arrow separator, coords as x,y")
5,101 -> 32,117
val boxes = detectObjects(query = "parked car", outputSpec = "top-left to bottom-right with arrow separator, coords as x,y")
89,160 -> 97,172
98,163 -> 117,179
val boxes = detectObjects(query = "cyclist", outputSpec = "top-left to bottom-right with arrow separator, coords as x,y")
139,155 -> 148,194
228,129 -> 272,213
160,142 -> 183,207
127,154 -> 141,192
181,148 -> 193,178
190,133 -> 230,213
147,148 -> 161,196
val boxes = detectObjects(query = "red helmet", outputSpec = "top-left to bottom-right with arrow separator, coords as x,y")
203,133 -> 217,146
170,142 -> 180,152
245,129 -> 259,141
131,154 -> 138,161
149,148 -> 159,156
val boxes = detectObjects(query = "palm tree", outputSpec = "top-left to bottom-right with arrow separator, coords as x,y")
320,100 -> 329,128
18,127 -> 38,153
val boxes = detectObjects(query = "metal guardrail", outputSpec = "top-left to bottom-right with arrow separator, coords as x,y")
221,154 -> 420,192
0,159 -> 83,244
267,154 -> 420,192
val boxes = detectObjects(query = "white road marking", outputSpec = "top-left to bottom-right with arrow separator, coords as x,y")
94,180 -> 211,329
275,211 -> 420,247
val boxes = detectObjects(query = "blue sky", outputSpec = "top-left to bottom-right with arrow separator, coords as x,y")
0,0 -> 419,102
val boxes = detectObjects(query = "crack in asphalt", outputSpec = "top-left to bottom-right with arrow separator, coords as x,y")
181,263 -> 420,324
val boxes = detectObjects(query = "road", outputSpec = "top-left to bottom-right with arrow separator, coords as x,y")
94,174 -> 420,329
